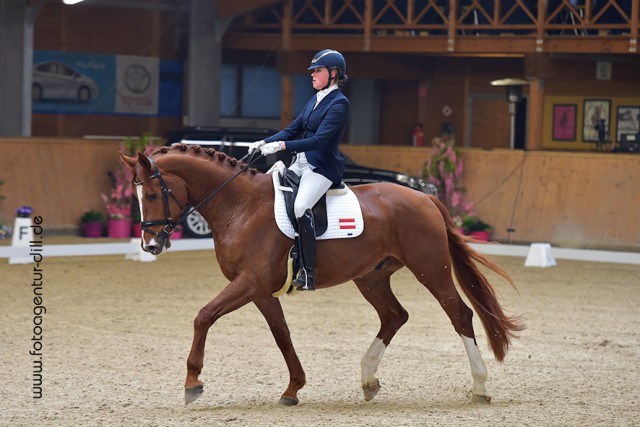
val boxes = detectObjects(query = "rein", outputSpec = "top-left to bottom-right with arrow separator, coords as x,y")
139,151 -> 263,240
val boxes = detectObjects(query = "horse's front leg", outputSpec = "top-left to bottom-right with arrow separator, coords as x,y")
254,296 -> 306,406
184,279 -> 257,404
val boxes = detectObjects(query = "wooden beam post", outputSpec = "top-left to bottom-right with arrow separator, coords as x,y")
448,0 -> 457,52
280,74 -> 293,129
526,78 -> 544,151
630,0 -> 638,53
536,0 -> 546,52
280,1 -> 293,128
364,0 -> 372,51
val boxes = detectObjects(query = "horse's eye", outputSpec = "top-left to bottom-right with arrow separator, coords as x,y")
147,194 -> 158,201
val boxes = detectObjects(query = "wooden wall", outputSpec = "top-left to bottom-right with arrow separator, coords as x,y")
0,138 -> 121,232
0,138 -> 638,251
341,145 -> 640,251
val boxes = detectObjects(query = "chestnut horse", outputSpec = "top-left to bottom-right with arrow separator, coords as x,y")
121,144 -> 523,406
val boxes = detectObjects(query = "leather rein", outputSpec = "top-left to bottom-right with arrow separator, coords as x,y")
136,151 -> 262,241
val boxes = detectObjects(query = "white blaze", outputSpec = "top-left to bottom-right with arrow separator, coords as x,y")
136,184 -> 145,223
136,184 -> 147,247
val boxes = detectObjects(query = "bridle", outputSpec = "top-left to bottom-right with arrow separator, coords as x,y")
135,156 -> 186,241
136,151 -> 262,242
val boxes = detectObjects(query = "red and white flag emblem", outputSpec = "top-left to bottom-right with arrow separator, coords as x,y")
339,218 -> 356,230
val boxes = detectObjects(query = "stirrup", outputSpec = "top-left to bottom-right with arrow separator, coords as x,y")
292,269 -> 316,291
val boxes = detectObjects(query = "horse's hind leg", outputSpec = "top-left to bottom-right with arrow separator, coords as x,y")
406,260 -> 491,403
253,296 -> 306,406
354,266 -> 408,401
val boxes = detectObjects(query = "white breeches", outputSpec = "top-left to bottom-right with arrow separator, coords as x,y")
289,153 -> 332,219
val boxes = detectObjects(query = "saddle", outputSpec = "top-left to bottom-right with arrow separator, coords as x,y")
268,161 -> 364,241
268,161 -> 365,297
279,168 -> 337,237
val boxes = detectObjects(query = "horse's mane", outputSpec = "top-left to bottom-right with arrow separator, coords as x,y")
152,144 -> 260,175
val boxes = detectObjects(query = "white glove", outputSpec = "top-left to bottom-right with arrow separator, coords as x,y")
248,140 -> 265,154
261,141 -> 284,155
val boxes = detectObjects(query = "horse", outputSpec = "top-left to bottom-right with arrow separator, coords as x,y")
120,144 -> 524,406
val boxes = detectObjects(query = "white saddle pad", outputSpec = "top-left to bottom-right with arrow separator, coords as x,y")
268,161 -> 364,240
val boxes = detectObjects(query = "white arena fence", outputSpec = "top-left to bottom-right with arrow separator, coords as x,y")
1,238 -> 638,265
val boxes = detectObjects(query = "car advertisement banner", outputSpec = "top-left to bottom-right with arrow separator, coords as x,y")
32,50 -> 181,117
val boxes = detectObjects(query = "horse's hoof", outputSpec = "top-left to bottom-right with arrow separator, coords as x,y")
278,395 -> 299,406
362,379 -> 381,401
184,384 -> 204,404
472,394 -> 492,404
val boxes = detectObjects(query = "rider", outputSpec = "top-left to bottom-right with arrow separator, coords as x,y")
249,49 -> 350,291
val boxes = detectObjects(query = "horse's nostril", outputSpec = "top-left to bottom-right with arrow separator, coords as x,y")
147,244 -> 159,254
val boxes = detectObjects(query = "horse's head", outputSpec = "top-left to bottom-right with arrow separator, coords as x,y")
120,151 -> 189,255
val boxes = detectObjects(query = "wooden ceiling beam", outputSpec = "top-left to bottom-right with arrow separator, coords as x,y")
215,0 -> 284,20
223,32 -> 637,56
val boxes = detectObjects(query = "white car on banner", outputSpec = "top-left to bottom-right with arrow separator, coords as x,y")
32,61 -> 100,103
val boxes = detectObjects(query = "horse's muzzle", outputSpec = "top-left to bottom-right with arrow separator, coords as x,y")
145,235 -> 171,255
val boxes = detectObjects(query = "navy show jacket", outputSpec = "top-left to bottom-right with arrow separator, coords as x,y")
264,89 -> 349,186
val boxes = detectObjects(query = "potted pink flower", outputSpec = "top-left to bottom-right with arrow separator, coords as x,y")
101,167 -> 133,239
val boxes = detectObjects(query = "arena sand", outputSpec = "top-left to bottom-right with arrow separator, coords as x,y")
1,238 -> 639,426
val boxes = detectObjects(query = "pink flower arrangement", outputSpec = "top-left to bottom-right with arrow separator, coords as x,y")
422,136 -> 476,220
100,138 -> 158,221
101,165 -> 133,220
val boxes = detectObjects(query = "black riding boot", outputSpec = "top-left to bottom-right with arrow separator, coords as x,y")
292,209 -> 317,291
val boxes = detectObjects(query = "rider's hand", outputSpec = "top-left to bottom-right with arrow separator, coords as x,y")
261,141 -> 284,155
248,140 -> 265,154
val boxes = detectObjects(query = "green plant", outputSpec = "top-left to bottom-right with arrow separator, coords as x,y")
462,215 -> 492,233
81,210 -> 103,224
123,133 -> 160,156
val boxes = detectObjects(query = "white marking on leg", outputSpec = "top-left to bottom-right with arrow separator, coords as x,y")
361,337 -> 386,386
461,335 -> 489,398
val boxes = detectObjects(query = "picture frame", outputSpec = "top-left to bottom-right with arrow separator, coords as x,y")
582,99 -> 610,142
552,104 -> 577,141
615,106 -> 640,142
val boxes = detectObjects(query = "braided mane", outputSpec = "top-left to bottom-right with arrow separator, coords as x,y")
152,144 -> 260,175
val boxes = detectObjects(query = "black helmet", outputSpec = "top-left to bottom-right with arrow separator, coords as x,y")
307,49 -> 347,80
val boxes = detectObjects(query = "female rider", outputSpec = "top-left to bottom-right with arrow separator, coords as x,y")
249,49 -> 350,291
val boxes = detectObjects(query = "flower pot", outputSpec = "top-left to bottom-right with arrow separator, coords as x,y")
82,222 -> 102,238
469,230 -> 490,242
132,223 -> 142,238
171,229 -> 182,239
107,219 -> 132,239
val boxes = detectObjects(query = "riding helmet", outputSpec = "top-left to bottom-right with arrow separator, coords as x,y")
308,49 -> 347,80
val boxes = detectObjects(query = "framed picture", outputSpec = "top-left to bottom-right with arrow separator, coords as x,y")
582,99 -> 611,142
616,106 -> 640,142
552,104 -> 577,141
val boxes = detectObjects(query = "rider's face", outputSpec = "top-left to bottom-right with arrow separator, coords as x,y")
311,67 -> 332,91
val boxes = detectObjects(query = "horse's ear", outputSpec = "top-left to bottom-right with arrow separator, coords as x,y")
119,152 -> 137,169
136,152 -> 153,172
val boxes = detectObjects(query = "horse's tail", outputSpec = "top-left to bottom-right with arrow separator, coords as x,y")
429,195 -> 525,362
